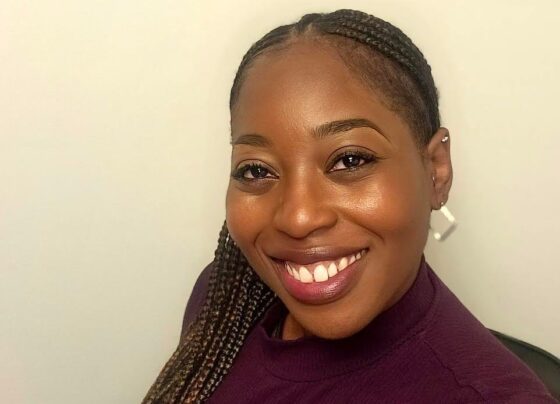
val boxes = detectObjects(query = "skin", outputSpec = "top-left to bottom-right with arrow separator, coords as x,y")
226,39 -> 452,340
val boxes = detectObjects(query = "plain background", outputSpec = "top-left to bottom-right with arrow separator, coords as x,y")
1,1 -> 559,403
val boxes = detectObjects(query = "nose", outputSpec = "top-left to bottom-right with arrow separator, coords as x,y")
272,174 -> 338,239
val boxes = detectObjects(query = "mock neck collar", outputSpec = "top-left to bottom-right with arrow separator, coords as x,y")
255,257 -> 439,381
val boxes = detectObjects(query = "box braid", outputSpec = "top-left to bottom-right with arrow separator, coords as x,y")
143,9 -> 441,403
143,222 -> 275,403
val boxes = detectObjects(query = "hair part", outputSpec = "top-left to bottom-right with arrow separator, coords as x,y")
144,9 -> 441,403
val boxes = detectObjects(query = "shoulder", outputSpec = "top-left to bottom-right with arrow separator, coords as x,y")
421,269 -> 555,402
180,261 -> 214,341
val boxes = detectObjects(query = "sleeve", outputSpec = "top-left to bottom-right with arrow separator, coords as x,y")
179,261 -> 214,343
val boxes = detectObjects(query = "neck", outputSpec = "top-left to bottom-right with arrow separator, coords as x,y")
281,312 -> 314,340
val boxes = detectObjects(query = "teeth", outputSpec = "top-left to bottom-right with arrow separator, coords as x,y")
283,249 -> 367,283
327,262 -> 338,277
313,265 -> 328,282
338,257 -> 348,271
299,266 -> 313,283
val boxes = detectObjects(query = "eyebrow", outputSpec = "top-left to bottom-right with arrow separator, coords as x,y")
230,133 -> 271,147
313,118 -> 388,141
231,118 -> 388,147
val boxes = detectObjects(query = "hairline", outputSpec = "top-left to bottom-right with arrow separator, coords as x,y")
230,31 -> 433,148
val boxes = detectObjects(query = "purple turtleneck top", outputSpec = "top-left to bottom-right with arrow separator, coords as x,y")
181,259 -> 556,403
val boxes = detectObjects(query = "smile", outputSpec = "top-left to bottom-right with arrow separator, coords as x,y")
283,249 -> 367,283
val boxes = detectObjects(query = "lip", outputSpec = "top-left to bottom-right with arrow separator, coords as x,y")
268,246 -> 366,266
271,248 -> 367,305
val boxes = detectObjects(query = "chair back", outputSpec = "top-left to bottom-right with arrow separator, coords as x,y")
490,329 -> 560,401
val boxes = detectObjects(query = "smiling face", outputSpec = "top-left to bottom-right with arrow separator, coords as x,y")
226,39 -> 451,340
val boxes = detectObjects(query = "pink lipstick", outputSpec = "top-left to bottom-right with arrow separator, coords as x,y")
273,248 -> 367,305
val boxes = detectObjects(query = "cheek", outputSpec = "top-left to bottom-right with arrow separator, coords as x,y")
344,164 -> 430,242
226,185 -> 280,288
225,185 -> 270,255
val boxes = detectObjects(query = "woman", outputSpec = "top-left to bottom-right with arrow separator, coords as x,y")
143,9 -> 556,403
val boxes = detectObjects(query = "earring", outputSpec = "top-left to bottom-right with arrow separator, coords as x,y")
430,203 -> 457,241
441,134 -> 450,143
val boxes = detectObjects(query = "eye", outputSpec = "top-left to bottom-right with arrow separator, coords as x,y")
232,163 -> 277,181
328,150 -> 378,172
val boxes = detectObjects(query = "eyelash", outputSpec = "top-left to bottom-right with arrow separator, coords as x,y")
231,149 -> 379,183
327,150 -> 378,172
231,163 -> 277,182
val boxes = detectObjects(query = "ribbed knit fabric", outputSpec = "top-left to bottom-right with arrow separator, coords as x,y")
181,259 -> 556,403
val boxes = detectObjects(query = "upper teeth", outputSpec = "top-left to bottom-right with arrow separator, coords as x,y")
284,249 -> 366,284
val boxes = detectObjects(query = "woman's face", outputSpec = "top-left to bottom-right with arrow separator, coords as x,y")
226,40 -> 451,339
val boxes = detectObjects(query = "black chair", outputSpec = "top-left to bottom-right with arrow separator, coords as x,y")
490,329 -> 560,401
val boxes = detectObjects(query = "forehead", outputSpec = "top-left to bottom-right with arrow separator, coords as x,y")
231,40 -> 411,142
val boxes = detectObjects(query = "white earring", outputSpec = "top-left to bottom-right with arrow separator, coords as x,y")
430,204 -> 457,241
441,134 -> 450,143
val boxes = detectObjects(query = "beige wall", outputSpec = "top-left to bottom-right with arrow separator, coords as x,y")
1,1 -> 558,403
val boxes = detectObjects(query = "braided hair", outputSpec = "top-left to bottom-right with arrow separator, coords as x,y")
143,9 -> 440,403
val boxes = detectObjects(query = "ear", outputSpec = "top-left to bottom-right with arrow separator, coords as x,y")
426,127 -> 453,210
